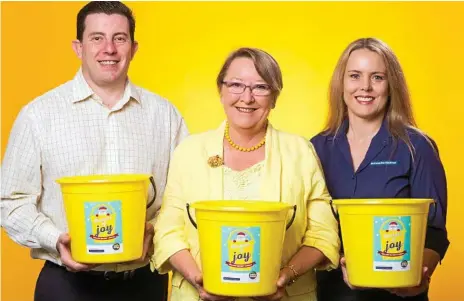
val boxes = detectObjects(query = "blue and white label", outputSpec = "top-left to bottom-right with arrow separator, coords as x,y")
221,226 -> 261,283
85,201 -> 123,255
374,216 -> 411,271
370,161 -> 398,166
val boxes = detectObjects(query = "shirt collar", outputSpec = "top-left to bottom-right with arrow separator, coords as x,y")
70,68 -> 142,105
328,117 -> 391,144
375,117 -> 392,145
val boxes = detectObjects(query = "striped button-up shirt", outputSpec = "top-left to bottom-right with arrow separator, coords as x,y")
1,69 -> 188,272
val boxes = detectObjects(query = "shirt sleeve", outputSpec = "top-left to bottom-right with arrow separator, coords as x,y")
302,142 -> 341,270
148,104 -> 189,224
1,106 -> 61,254
152,143 -> 190,274
410,136 -> 449,260
169,105 -> 189,153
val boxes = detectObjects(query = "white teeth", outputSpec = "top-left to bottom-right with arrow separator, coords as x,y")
100,61 -> 117,65
356,96 -> 374,102
237,107 -> 255,113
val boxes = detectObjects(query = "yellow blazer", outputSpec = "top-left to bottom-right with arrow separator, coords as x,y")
153,122 -> 340,301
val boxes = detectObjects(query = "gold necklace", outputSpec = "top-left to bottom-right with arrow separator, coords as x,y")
224,122 -> 266,152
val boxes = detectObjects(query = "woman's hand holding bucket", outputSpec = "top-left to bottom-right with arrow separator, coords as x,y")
169,250 -> 235,301
56,233 -> 98,272
340,256 -> 362,290
341,255 -> 432,296
193,274 -> 236,301
387,267 -> 430,297
252,268 -> 291,301
387,248 -> 439,297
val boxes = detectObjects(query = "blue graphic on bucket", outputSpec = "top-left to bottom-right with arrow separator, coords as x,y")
221,226 -> 260,283
84,201 -> 123,255
373,216 -> 411,271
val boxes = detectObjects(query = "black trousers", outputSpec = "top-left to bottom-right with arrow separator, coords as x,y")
316,269 -> 428,301
34,261 -> 168,301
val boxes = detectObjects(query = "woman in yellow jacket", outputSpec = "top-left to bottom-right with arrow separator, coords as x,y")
153,47 -> 340,301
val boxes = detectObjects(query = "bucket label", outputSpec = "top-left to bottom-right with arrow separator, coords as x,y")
221,226 -> 260,283
373,216 -> 411,271
84,201 -> 123,255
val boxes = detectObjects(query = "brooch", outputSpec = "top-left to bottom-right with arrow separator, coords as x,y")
207,155 -> 224,168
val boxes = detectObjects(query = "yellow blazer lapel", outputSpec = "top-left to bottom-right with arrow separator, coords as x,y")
203,122 -> 226,200
260,124 -> 282,202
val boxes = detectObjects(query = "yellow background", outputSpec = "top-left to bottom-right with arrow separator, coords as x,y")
1,1 -> 463,300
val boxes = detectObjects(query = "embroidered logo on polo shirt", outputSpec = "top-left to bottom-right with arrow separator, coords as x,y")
370,161 -> 398,165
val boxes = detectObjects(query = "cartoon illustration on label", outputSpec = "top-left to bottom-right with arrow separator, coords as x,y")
374,216 -> 411,271
221,227 -> 260,283
85,201 -> 123,254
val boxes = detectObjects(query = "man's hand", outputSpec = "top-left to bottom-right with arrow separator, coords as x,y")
56,233 -> 97,272
131,222 -> 155,263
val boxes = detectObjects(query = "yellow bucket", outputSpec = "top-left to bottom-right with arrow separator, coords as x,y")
187,201 -> 296,297
332,198 -> 434,288
56,174 -> 156,263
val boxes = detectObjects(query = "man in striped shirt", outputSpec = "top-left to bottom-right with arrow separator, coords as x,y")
1,2 -> 188,300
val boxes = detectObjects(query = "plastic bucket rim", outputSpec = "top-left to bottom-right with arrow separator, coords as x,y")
332,198 -> 434,206
191,200 -> 294,212
56,173 -> 152,184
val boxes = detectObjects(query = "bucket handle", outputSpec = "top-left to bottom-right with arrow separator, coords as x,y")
286,205 -> 297,230
330,200 -> 339,222
146,176 -> 157,209
186,203 -> 197,229
429,200 -> 438,224
186,203 -> 297,230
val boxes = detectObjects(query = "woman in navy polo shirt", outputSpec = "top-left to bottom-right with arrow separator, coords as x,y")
311,38 -> 449,301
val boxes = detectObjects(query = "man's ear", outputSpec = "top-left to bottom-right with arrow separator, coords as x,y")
131,41 -> 139,60
72,39 -> 83,59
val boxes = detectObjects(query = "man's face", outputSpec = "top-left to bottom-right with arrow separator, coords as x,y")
73,13 -> 138,87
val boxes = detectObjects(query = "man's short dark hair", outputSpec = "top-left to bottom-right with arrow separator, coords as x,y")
77,1 -> 135,42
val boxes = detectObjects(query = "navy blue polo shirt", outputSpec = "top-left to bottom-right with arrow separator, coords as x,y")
310,119 -> 449,259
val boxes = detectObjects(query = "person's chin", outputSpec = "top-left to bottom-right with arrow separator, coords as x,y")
100,73 -> 123,84
355,111 -> 383,121
231,120 -> 258,130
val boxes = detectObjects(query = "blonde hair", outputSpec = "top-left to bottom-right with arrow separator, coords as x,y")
324,37 -> 426,155
216,47 -> 283,101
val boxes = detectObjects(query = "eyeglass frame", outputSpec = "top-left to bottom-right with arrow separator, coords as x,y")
221,80 -> 274,96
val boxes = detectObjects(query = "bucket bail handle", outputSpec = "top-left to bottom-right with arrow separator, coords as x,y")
186,203 -> 297,230
286,205 -> 297,230
429,200 -> 438,224
186,203 -> 197,228
146,176 -> 157,209
330,199 -> 339,222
